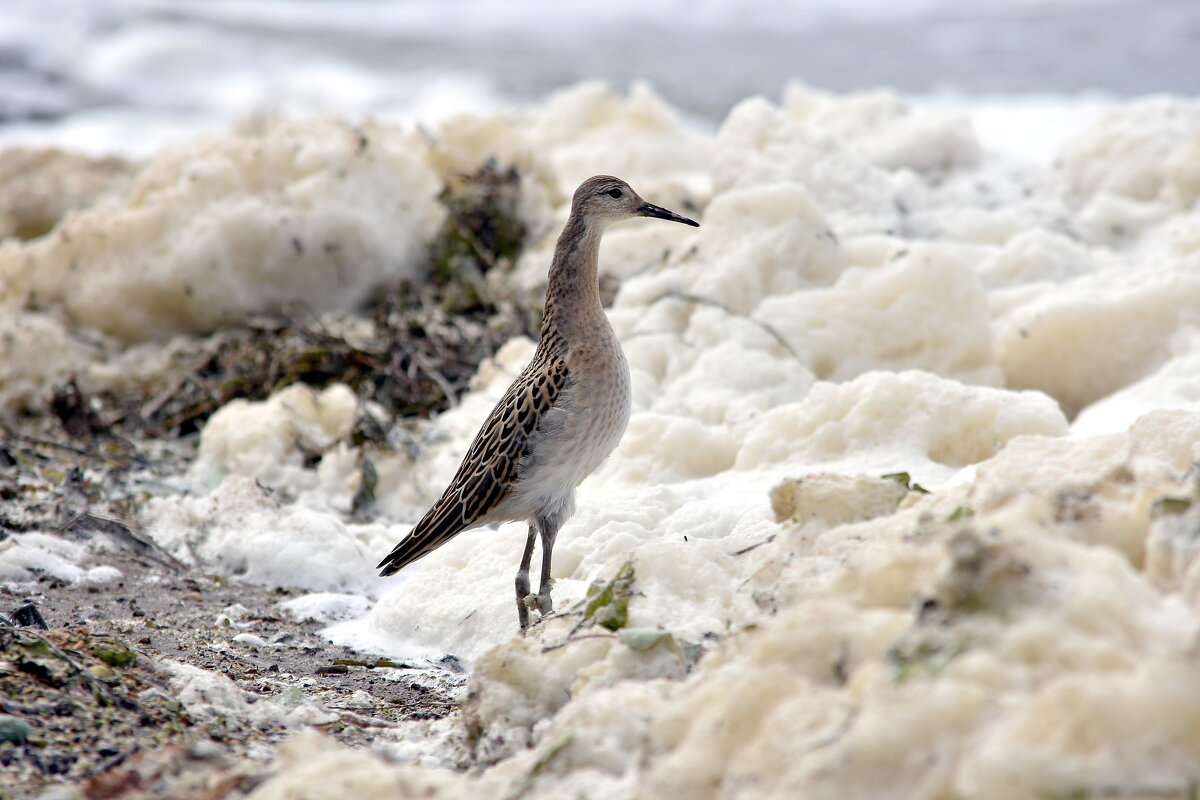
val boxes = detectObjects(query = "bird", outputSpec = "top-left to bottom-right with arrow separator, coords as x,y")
378,175 -> 699,631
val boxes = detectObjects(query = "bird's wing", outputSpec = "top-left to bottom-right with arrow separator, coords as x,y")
377,349 -> 570,576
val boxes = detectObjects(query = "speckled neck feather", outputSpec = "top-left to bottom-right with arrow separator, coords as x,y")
541,207 -> 606,344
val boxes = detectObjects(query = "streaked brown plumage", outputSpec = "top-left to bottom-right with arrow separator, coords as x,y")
378,175 -> 699,631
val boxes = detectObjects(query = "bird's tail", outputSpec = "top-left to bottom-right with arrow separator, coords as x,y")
376,498 -> 469,576
377,534 -> 429,576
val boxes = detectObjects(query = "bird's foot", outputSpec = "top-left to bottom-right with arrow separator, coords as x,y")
517,596 -> 530,633
536,577 -> 555,615
518,590 -> 556,627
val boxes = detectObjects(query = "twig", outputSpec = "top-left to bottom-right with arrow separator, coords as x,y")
410,350 -> 460,409
649,289 -> 801,360
74,511 -> 186,571
0,698 -> 53,719
729,535 -> 777,557
140,336 -> 228,421
326,710 -> 400,729
0,424 -> 92,457
541,633 -> 616,654
89,747 -> 133,776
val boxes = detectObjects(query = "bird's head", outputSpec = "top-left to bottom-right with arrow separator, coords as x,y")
571,175 -> 699,230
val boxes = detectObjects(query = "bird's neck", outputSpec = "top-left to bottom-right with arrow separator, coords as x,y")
541,211 -> 608,344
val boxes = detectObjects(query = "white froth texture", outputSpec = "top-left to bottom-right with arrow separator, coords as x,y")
190,382 -> 360,502
0,532 -> 123,586
164,661 -> 336,731
0,311 -> 101,411
755,245 -> 1000,384
15,82 -> 1200,799
735,371 -> 1066,473
145,475 -> 396,596
1055,97 -> 1200,205
996,256 -> 1200,416
444,415 -> 1200,800
691,182 -> 843,314
0,119 -> 443,342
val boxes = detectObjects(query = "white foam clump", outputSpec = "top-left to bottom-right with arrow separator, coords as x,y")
0,118 -> 444,343
1071,334 -> 1200,438
163,660 -> 336,731
189,382 -> 361,504
231,633 -> 274,648
1054,96 -> 1200,205
0,311 -> 104,412
734,371 -> 1066,475
0,532 -> 123,587
524,80 -> 710,201
753,244 -> 1000,385
279,592 -> 372,624
245,730 -> 461,800
995,256 -> 1200,417
144,475 -> 397,597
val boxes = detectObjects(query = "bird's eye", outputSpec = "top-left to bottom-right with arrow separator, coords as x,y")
607,188 -> 622,199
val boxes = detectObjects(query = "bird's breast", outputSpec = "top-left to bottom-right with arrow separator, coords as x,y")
516,341 -> 631,504
568,344 -> 632,466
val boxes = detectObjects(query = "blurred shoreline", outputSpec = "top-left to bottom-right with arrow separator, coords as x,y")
0,0 -> 1196,156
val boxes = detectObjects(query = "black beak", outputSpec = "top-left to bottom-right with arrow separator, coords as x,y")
637,202 -> 699,227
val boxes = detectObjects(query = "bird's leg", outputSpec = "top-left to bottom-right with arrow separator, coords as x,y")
535,519 -> 559,616
516,523 -> 537,633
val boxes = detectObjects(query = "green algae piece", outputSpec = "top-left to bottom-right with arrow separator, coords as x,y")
93,643 -> 137,668
529,731 -> 573,778
945,505 -> 975,523
1152,496 -> 1193,516
888,632 -> 970,683
583,561 -> 635,632
882,471 -> 929,494
0,715 -> 32,744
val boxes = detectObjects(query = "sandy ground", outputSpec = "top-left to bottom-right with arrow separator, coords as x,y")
0,450 -> 467,799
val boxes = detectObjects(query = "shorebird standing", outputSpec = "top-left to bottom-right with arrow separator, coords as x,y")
378,175 -> 699,631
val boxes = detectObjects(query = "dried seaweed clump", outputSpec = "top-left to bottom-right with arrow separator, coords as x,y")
430,159 -> 528,314
92,299 -> 527,438
34,161 -> 539,439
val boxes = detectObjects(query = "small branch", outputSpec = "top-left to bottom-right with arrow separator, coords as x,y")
410,350 -> 460,409
327,710 -> 399,729
541,633 -> 616,654
796,706 -> 859,755
729,535 -> 776,557
649,289 -> 801,361
0,424 -> 92,457
73,511 -> 186,572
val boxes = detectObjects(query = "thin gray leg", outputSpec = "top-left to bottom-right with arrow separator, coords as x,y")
515,523 -> 537,632
535,518 -> 559,616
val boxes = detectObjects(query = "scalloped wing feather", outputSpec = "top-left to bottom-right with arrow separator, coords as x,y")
377,351 -> 570,576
